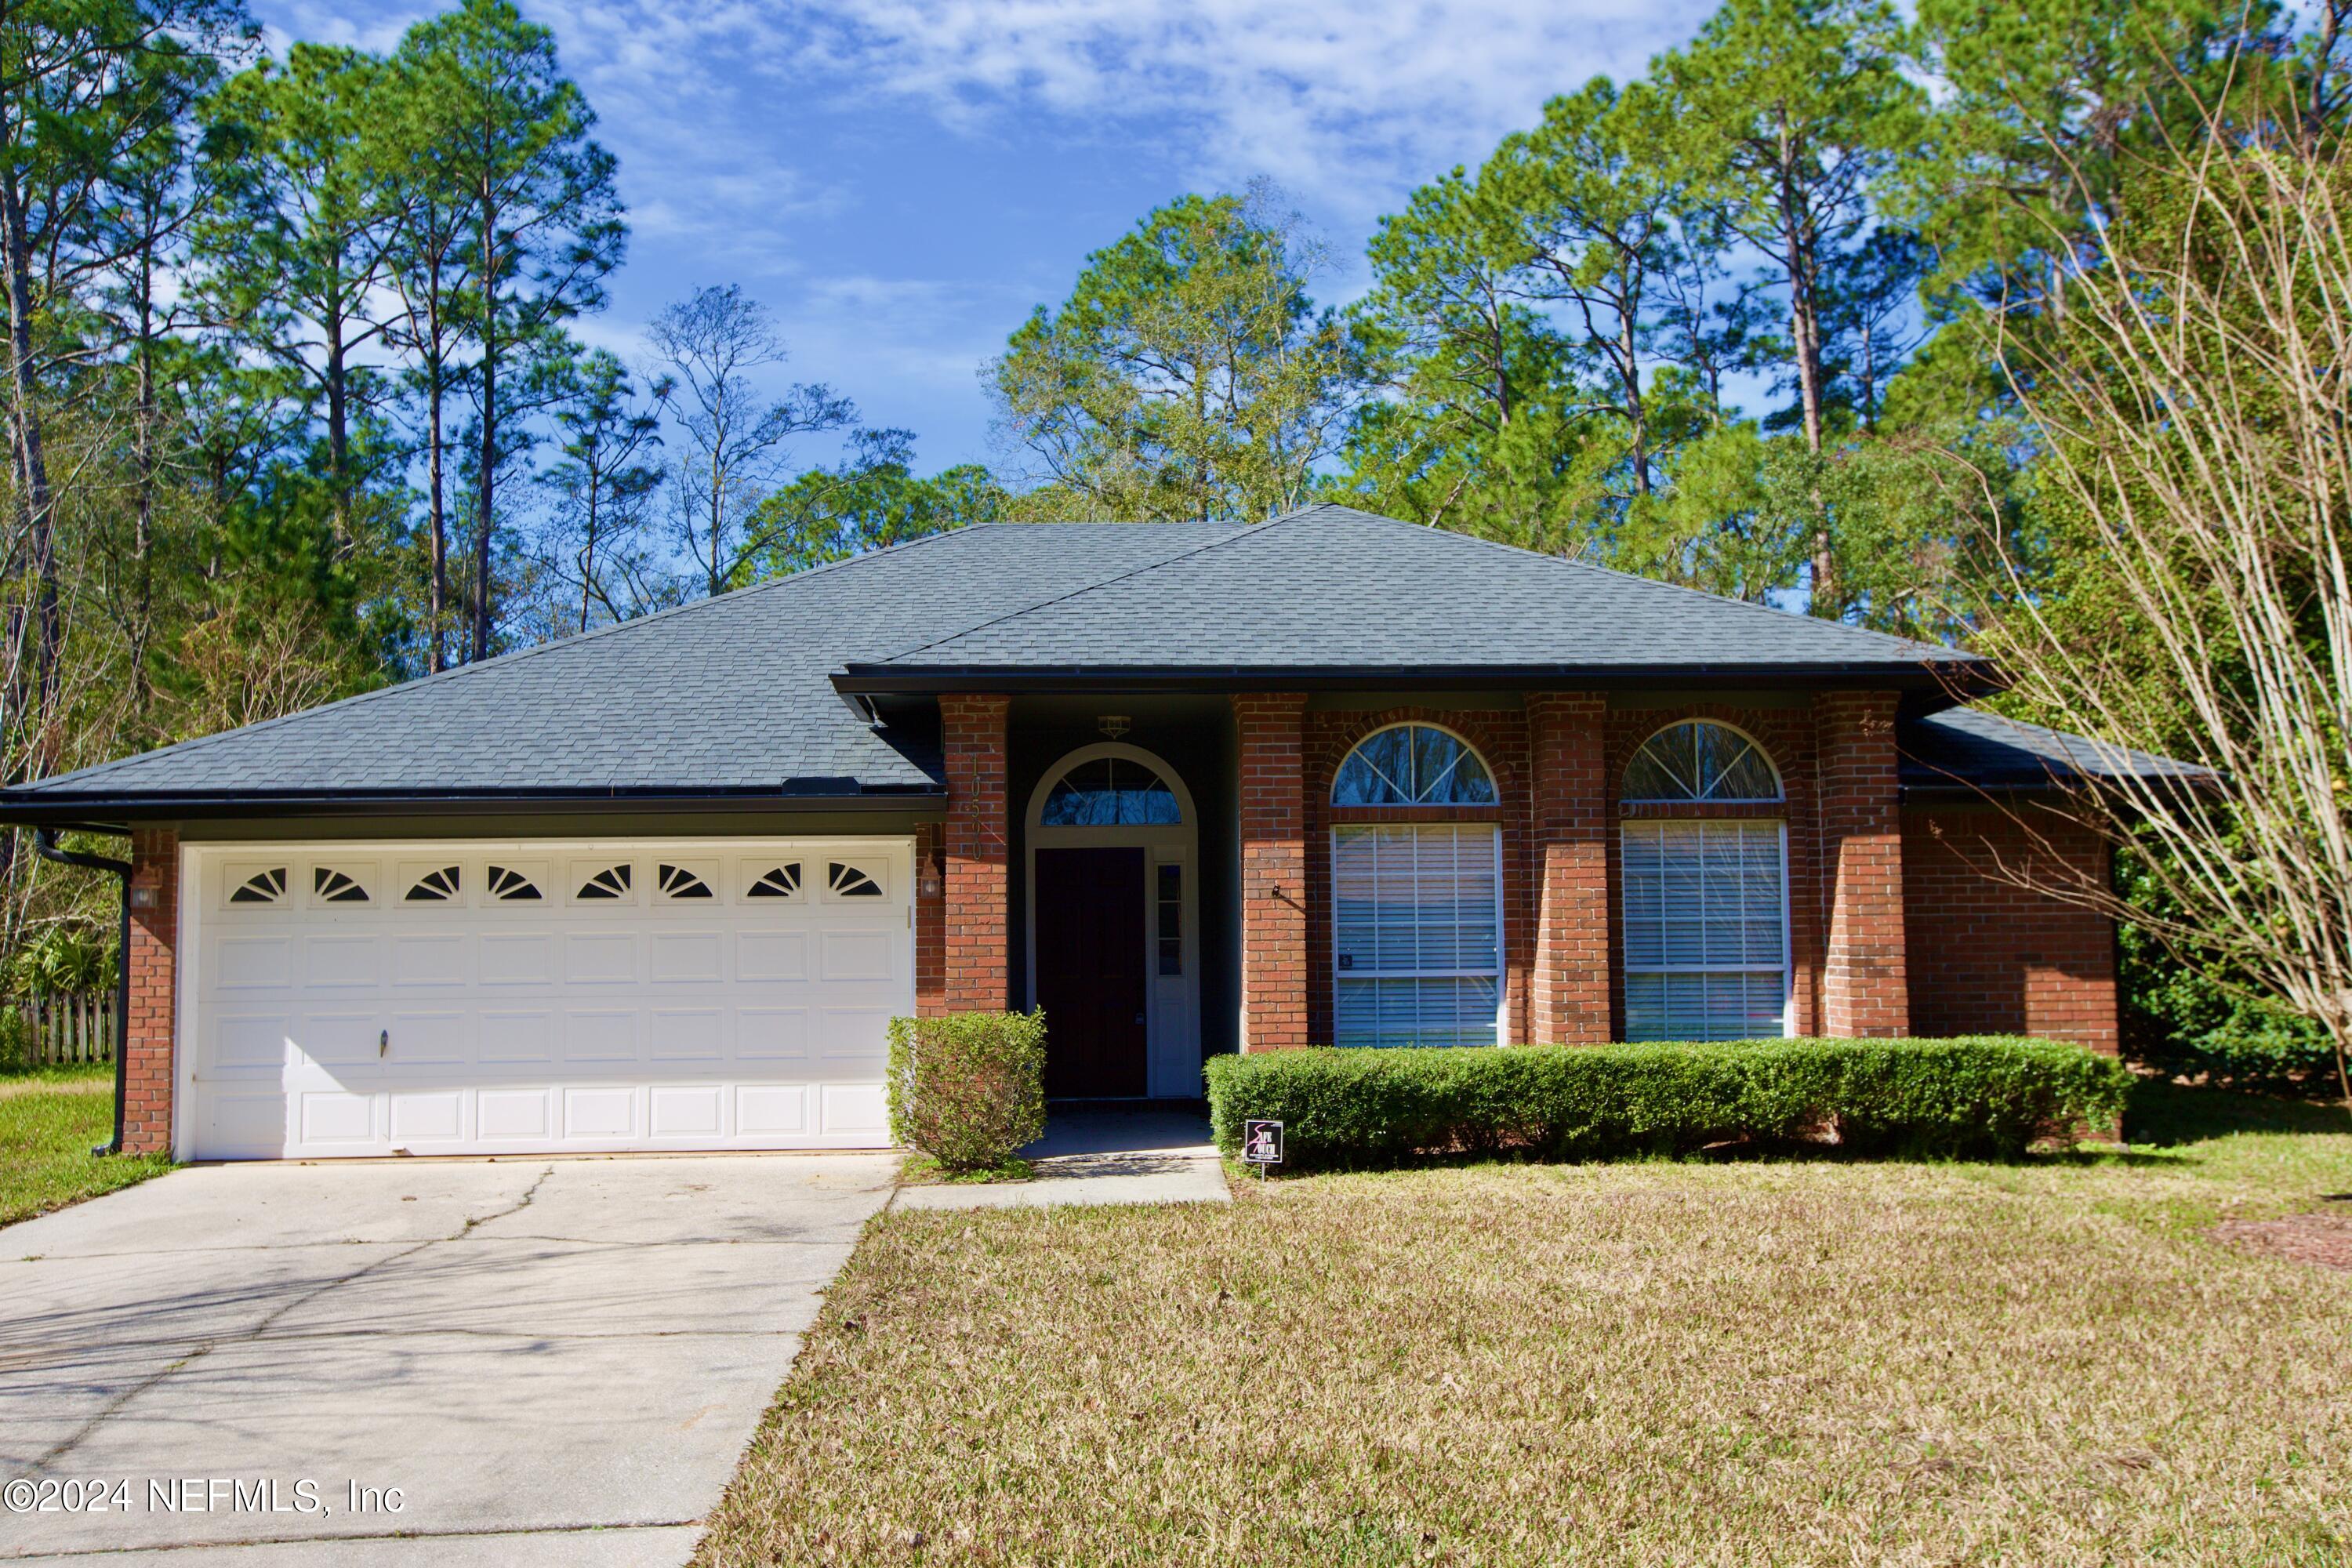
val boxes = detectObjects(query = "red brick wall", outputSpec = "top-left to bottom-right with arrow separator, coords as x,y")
913,819 -> 946,1017
123,826 -> 179,1156
941,695 -> 1011,1010
1605,702 -> 1828,1038
1303,706 -> 1533,1044
1815,691 -> 1910,1037
1236,694 -> 1310,1049
1903,805 -> 2119,1051
1527,693 -> 1610,1044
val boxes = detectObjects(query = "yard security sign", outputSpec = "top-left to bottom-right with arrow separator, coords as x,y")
1242,1120 -> 1283,1171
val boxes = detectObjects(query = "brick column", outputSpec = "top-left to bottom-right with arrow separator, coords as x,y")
122,826 -> 179,1156
1236,693 -> 1309,1050
912,820 -> 947,1018
941,695 -> 1011,1011
1528,693 -> 1611,1044
1817,691 -> 1910,1037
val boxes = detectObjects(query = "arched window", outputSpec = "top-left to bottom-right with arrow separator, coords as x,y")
1618,723 -> 1788,1042
1040,756 -> 1182,826
1622,720 -> 1781,803
1332,724 -> 1497,807
1329,727 -> 1501,1049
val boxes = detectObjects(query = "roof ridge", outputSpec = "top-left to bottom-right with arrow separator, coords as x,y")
856,512 -> 1302,666
22,525 -> 996,793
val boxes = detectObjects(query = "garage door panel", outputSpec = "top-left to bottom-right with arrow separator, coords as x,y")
736,929 -> 809,982
818,929 -> 896,982
736,1007 -> 808,1061
479,932 -> 556,986
208,1094 -> 291,1155
216,936 -> 293,992
816,1007 -> 892,1063
212,1014 -> 290,1069
301,935 -> 381,989
187,838 -> 911,1158
561,1008 -> 637,1062
477,1008 -> 554,1064
477,1087 -> 554,1140
293,1011 -> 379,1066
392,934 -> 469,988
562,1086 -> 637,1140
563,931 -> 637,985
386,1008 -> 468,1067
389,1091 -> 466,1142
648,1084 -> 724,1138
648,1007 -> 724,1062
818,1083 -> 889,1134
299,1091 -> 376,1145
648,931 -> 724,984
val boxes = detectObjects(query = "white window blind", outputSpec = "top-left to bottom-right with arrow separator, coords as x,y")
1621,820 -> 1788,1041
1332,823 -> 1502,1048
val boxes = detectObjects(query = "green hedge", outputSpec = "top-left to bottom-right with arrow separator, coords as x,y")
887,1011 -> 1047,1172
1203,1037 -> 2132,1170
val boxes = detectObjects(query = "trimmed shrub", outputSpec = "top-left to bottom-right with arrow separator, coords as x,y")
887,1011 -> 1047,1172
1203,1037 -> 2132,1171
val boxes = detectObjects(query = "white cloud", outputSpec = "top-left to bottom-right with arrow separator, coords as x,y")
775,0 -> 1714,219
245,0 -> 1726,463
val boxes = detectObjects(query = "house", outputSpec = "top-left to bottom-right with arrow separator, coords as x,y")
0,505 -> 2183,1160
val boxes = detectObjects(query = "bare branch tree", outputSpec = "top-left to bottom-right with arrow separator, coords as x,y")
1964,81 -> 2352,1106
647,284 -> 851,597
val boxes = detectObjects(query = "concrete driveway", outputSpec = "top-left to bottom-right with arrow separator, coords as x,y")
0,1153 -> 898,1566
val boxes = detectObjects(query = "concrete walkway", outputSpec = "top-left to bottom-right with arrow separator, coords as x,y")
892,1110 -> 1229,1210
0,1152 -> 897,1565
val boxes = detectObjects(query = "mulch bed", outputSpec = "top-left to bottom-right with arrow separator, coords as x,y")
2211,1207 -> 2352,1272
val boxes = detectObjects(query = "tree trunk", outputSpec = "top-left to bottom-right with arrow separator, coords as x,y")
579,457 -> 597,634
325,266 -> 350,554
131,242 -> 157,718
1,172 -> 61,780
706,448 -> 724,597
426,355 -> 447,672
1620,310 -> 1650,497
1776,130 -> 1834,617
473,187 -> 495,662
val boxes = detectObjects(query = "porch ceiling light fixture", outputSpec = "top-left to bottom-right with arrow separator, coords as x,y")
1096,714 -> 1132,739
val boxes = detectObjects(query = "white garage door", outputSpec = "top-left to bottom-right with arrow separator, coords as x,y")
180,837 -> 913,1160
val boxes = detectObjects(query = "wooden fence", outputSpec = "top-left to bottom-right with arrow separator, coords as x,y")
14,992 -> 114,1065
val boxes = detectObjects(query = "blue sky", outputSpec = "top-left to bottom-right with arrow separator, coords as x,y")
254,0 -> 1719,474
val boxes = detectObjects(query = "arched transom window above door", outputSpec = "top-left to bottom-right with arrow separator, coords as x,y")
1622,720 -> 1782,804
1332,724 -> 1496,807
1040,756 -> 1183,826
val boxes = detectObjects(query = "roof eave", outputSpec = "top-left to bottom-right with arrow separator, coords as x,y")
0,784 -> 948,828
833,660 -> 1998,698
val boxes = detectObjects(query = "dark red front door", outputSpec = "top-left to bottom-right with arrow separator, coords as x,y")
1033,847 -> 1148,1098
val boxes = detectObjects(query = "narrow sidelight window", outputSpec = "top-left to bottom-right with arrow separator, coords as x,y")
1156,862 -> 1182,976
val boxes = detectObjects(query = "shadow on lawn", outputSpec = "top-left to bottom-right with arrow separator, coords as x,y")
2124,1077 -> 2352,1149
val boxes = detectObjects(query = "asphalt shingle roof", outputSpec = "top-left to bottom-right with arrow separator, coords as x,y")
9,504 -> 2071,813
12,523 -> 1233,805
852,505 -> 1978,679
1899,707 -> 2215,790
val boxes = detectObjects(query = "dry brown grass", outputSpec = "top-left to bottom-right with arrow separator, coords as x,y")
696,1087 -> 2352,1566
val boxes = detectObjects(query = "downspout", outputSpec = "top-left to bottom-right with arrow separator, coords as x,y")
32,827 -> 132,1156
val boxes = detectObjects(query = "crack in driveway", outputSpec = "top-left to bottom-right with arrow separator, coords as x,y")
31,1168 -> 555,1473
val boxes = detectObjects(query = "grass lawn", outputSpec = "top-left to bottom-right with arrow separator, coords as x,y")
697,1082 -> 2352,1566
0,1063 -> 171,1229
